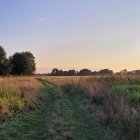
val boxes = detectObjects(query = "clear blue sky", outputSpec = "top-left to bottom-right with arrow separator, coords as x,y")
0,0 -> 140,73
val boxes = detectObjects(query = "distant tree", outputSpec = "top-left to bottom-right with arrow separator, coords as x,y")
120,69 -> 127,74
92,71 -> 98,75
99,69 -> 113,76
0,46 -> 11,75
51,68 -> 60,76
126,70 -> 140,76
10,52 -> 36,75
59,70 -> 63,76
127,71 -> 133,75
119,69 -> 128,76
134,70 -> 140,75
51,69 -> 77,76
68,70 -> 76,76
63,71 -> 69,76
79,69 -> 92,76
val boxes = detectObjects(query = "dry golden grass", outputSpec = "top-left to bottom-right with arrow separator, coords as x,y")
0,76 -> 40,89
61,76 -> 140,139
41,76 -> 90,85
0,76 -> 41,120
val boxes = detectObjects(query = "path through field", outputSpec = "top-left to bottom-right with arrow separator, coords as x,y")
0,81 -> 118,140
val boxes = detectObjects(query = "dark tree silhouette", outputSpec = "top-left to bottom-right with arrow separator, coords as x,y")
68,70 -> 76,76
134,70 -> 140,75
10,52 -> 36,75
0,46 -> 11,75
51,68 -> 60,76
51,69 -> 77,76
79,69 -> 92,76
99,69 -> 113,75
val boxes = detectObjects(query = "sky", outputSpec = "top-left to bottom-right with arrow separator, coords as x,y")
0,0 -> 140,73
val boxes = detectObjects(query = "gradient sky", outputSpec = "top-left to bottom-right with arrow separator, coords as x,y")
0,0 -> 140,73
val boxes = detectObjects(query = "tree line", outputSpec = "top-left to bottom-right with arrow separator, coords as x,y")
1,46 -> 139,76
50,68 -> 140,76
117,69 -> 140,76
50,68 -> 114,76
0,46 -> 36,75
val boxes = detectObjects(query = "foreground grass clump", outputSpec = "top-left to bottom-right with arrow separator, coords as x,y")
62,76 -> 140,140
0,77 -> 41,120
0,87 -> 24,118
112,85 -> 140,103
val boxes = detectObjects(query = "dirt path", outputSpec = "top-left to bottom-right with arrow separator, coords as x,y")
0,81 -> 119,140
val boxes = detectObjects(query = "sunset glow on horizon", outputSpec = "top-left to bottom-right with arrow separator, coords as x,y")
0,0 -> 140,73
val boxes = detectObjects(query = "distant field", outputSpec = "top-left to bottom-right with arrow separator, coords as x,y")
40,76 -> 85,85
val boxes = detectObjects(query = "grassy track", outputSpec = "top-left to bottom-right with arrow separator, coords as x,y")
0,81 -> 119,140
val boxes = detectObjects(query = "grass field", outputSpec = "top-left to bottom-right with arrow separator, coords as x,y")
0,77 -> 41,120
0,76 -> 139,140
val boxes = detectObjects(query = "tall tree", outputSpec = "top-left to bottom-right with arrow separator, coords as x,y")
0,46 -> 11,75
22,52 -> 36,74
10,52 -> 36,75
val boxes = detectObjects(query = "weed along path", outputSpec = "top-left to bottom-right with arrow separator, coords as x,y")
0,81 -> 119,140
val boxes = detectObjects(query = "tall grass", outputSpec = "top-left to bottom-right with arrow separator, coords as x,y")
61,76 -> 140,140
112,85 -> 140,103
0,77 -> 41,121
42,76 -> 85,85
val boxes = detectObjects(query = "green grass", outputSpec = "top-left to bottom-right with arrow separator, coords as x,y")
0,81 -> 78,140
0,87 -> 25,119
0,80 -> 120,140
112,85 -> 140,103
0,83 -> 51,140
63,83 -> 140,140
63,84 -> 119,140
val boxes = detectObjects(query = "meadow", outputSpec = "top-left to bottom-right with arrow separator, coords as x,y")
0,76 -> 139,140
0,77 -> 41,121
